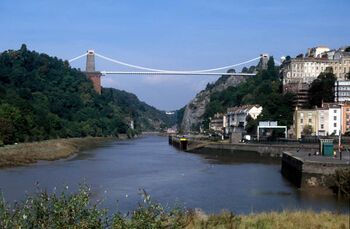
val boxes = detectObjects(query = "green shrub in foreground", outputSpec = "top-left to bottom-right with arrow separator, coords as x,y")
0,184 -> 190,228
0,183 -> 348,229
0,183 -> 109,228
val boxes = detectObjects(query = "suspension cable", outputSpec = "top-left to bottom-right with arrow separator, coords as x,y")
94,52 -> 260,73
68,53 -> 88,62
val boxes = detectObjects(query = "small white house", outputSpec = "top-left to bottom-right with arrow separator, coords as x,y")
225,105 -> 262,133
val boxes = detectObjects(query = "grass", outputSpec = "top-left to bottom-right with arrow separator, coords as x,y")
185,211 -> 349,229
0,137 -> 121,168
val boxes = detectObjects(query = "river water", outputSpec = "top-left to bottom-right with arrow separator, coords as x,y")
0,135 -> 348,214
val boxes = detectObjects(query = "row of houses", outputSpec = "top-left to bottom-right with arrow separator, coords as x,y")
209,105 -> 262,135
293,102 -> 350,139
209,101 -> 350,140
281,46 -> 350,108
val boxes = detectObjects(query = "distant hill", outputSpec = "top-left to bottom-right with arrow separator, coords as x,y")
0,45 -> 174,144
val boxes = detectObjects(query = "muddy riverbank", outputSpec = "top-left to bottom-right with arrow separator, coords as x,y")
0,136 -> 130,168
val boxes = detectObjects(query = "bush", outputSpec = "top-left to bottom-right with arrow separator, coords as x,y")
0,183 -> 109,228
332,168 -> 350,197
0,182 -> 348,228
0,184 -> 189,228
0,140 -> 4,147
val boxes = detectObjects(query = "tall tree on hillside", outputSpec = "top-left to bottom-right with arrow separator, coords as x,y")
267,56 -> 275,71
308,72 -> 336,107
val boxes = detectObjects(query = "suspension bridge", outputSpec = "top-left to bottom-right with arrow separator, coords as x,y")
68,50 -> 271,94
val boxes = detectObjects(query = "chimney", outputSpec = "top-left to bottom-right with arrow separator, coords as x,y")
307,48 -> 311,57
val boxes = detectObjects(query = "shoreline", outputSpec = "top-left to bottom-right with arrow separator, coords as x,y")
0,135 -> 131,168
168,136 -> 350,197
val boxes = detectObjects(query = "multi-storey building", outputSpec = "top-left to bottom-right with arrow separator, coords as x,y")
225,105 -> 262,133
316,108 -> 329,136
322,103 -> 342,135
292,102 -> 348,139
283,46 -> 350,89
342,102 -> 350,134
282,46 -> 350,108
335,80 -> 350,102
209,113 -> 226,134
293,108 -> 317,139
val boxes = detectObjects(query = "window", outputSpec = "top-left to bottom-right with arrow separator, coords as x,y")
300,113 -> 304,117
308,113 -> 312,117
320,111 -> 324,116
347,114 -> 349,119
334,110 -> 337,113
334,116 -> 337,121
334,123 -> 337,127
321,124 -> 324,129
300,119 -> 303,124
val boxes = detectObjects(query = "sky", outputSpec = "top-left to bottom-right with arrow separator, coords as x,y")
0,0 -> 349,110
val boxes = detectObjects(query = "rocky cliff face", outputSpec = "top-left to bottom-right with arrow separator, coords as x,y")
180,74 -> 253,133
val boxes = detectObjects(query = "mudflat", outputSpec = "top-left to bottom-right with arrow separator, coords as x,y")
0,137 -> 121,168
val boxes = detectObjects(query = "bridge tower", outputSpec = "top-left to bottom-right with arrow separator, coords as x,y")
259,54 -> 269,70
83,50 -> 102,94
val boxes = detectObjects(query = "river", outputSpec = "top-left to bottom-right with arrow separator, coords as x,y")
0,135 -> 348,214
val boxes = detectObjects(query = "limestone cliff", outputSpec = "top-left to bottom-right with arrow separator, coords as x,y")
180,74 -> 253,133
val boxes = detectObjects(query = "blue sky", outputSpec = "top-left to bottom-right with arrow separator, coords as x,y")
1,0 -> 349,110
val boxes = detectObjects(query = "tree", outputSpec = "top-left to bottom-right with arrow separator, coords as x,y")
267,56 -> 275,71
0,45 -> 173,143
346,72 -> 350,80
241,67 -> 248,73
0,118 -> 15,144
245,114 -> 258,134
302,125 -> 313,136
248,66 -> 256,73
308,72 -> 336,107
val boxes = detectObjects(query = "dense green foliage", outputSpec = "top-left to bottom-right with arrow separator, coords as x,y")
308,71 -> 336,108
0,45 -> 172,144
202,57 -> 294,131
0,183 -> 348,228
0,184 -> 189,228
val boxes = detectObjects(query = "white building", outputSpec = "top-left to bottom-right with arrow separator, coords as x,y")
316,108 -> 329,136
282,46 -> 350,91
309,46 -> 330,58
335,80 -> 350,102
322,103 -> 341,135
225,105 -> 262,133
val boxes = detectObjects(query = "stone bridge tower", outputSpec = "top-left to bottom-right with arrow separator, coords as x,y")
83,50 -> 102,94
259,54 -> 269,70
